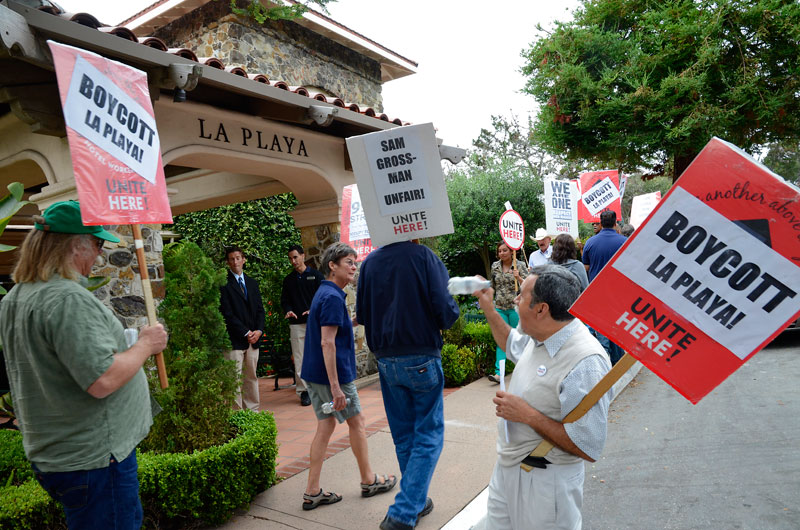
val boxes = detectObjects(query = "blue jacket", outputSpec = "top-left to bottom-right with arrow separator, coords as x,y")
356,241 -> 460,358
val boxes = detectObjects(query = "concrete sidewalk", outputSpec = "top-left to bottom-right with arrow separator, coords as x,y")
219,360 -> 641,529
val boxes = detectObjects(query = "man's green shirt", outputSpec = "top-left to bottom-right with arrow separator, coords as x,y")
0,276 -> 152,472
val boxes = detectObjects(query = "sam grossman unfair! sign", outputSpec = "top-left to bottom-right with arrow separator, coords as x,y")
346,123 -> 453,246
571,138 -> 800,403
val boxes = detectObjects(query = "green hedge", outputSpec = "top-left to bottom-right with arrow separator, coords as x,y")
441,344 -> 476,387
441,319 -> 515,386
0,410 -> 278,529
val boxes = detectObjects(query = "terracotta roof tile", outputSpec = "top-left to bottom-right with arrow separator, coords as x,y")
138,36 -> 168,51
35,6 -> 410,127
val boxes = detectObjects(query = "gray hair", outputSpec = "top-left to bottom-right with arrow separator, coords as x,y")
621,223 -> 635,237
320,242 -> 357,277
528,264 -> 581,321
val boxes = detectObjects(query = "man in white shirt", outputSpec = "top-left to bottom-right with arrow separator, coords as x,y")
528,228 -> 552,268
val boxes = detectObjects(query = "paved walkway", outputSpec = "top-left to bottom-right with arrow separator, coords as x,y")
223,360 -> 642,529
262,376 -> 458,480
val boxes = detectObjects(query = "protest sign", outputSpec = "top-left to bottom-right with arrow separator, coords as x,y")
570,138 -> 800,403
49,41 -> 171,388
629,191 -> 662,229
48,41 -> 172,225
345,123 -> 454,246
577,170 -> 622,223
340,184 -> 376,262
544,178 -> 578,238
499,209 -> 525,250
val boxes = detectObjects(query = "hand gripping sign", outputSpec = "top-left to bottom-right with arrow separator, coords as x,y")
49,41 -> 172,388
571,138 -> 800,403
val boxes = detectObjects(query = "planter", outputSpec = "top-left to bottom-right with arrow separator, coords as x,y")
0,410 -> 278,529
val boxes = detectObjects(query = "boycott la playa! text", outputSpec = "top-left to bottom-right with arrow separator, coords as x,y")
647,211 -> 795,328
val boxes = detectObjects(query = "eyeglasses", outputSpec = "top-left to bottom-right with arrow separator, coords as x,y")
342,259 -> 356,267
92,237 -> 105,252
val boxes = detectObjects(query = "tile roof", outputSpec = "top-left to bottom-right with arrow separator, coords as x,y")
34,5 -> 408,127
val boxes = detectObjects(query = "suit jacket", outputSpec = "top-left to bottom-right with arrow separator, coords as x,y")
219,270 -> 265,350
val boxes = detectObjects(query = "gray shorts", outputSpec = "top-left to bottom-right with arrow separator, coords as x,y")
305,381 -> 361,424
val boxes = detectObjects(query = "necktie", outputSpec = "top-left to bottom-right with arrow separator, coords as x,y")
238,276 -> 247,297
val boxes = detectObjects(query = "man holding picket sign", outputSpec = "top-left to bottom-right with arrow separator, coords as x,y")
8,40 -> 177,529
475,265 -> 611,529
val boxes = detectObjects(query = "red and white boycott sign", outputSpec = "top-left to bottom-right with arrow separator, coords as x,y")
571,138 -> 800,403
577,169 -> 622,223
499,209 -> 525,250
48,41 -> 172,224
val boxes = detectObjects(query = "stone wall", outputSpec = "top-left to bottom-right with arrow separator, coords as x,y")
151,1 -> 383,109
92,225 -> 165,330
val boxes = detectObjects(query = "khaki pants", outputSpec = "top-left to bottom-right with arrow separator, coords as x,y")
225,344 -> 260,411
289,324 -> 307,394
487,459 -> 584,529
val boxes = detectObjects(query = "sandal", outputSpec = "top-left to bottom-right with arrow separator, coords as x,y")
302,489 -> 342,511
361,473 -> 397,497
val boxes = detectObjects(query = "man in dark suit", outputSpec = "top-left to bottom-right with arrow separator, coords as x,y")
219,246 -> 265,411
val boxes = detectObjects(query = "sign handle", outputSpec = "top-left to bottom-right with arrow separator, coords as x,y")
132,224 -> 169,389
512,249 -> 519,291
520,352 -> 636,471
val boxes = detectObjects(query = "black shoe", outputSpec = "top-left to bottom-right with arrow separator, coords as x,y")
379,516 -> 413,530
300,391 -> 311,406
487,374 -> 500,384
417,497 -> 434,521
378,498 -> 433,530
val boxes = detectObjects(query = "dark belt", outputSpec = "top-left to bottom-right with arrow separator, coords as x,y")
520,455 -> 551,469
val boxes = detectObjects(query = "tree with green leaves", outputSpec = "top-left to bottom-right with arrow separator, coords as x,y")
762,139 -> 800,184
441,159 -> 545,278
230,0 -> 335,23
522,0 -> 800,180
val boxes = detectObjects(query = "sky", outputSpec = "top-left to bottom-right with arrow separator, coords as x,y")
55,0 -> 582,149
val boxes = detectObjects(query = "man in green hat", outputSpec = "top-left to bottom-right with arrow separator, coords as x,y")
0,200 -> 167,529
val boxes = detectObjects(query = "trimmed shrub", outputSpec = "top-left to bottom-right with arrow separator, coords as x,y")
441,344 -> 477,387
0,411 -> 277,529
464,321 -> 497,377
141,241 -> 240,454
139,410 -> 278,527
442,313 -> 466,347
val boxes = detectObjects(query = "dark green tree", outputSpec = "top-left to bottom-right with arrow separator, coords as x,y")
230,0 -> 335,23
762,139 -> 800,184
142,241 -> 239,454
522,0 -> 800,180
441,158 -> 545,278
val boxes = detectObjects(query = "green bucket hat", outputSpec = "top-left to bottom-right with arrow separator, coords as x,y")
34,200 -> 120,243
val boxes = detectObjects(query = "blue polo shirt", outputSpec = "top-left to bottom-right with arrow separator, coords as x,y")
300,280 -> 357,385
582,228 -> 627,282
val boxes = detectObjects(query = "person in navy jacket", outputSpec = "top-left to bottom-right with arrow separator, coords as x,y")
219,246 -> 265,411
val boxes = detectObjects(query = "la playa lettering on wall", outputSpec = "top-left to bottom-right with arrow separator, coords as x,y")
197,118 -> 309,157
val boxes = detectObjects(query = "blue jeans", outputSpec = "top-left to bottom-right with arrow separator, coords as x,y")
588,326 -> 624,365
377,355 -> 445,527
33,451 -> 143,530
494,308 -> 519,374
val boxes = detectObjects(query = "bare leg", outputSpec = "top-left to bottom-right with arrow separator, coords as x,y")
305,417 -> 336,496
346,413 -> 379,485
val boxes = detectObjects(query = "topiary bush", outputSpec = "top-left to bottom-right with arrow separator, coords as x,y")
0,411 -> 277,529
441,344 -> 477,387
140,241 -> 240,454
464,321 -> 498,377
138,410 -> 278,527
